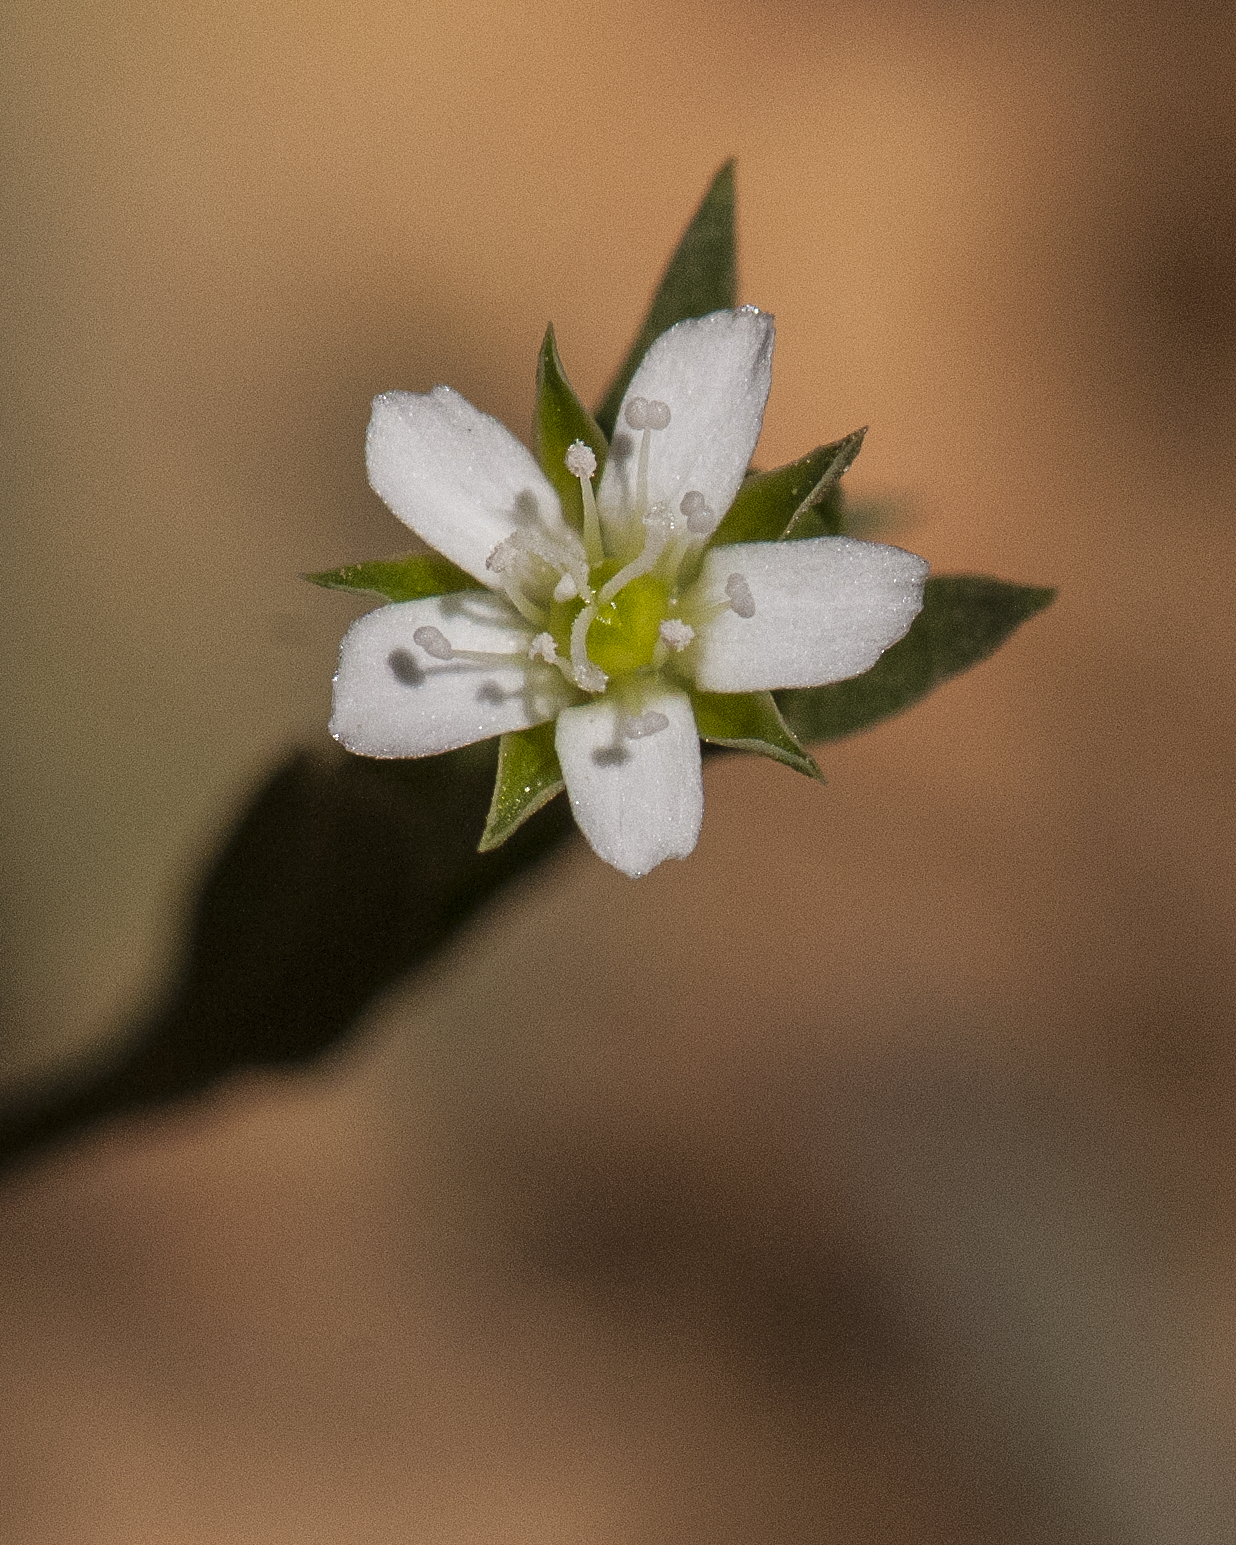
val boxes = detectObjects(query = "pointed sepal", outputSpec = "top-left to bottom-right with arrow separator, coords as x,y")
595,160 -> 737,438
710,429 -> 865,547
305,552 -> 478,603
776,575 -> 1056,744
691,689 -> 825,783
478,722 -> 566,852
534,324 -> 608,536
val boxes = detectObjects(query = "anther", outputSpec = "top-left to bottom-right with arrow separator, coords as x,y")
564,441 -> 596,479
553,573 -> 578,603
643,399 -> 671,430
680,490 -> 714,535
658,619 -> 695,651
725,573 -> 756,619
413,625 -> 454,660
528,632 -> 559,664
624,396 -> 650,431
623,710 -> 670,740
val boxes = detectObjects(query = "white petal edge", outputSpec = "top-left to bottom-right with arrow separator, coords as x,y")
689,536 -> 929,693
330,591 -> 574,757
366,385 -> 566,585
597,309 -> 774,550
555,688 -> 703,878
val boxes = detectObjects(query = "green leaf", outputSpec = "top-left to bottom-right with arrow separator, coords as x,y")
479,722 -> 566,851
534,324 -> 608,534
595,160 -> 737,438
305,552 -> 478,603
776,575 -> 1056,745
710,429 -> 866,547
692,689 -> 825,783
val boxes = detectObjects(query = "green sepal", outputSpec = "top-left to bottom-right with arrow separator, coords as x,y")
534,323 -> 608,535
595,160 -> 737,438
776,575 -> 1056,745
305,552 -> 478,603
710,429 -> 865,547
478,722 -> 566,852
691,689 -> 825,783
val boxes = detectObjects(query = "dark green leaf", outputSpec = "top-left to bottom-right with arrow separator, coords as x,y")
0,741 -> 577,1172
710,429 -> 866,547
479,723 -> 566,851
777,574 -> 1056,745
595,160 -> 737,437
533,323 -> 609,535
692,689 -> 825,782
305,552 -> 478,603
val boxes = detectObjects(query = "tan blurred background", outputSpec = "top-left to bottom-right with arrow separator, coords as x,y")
3,0 -> 1235,1540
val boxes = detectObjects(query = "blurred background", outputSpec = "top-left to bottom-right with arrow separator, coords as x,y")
2,0 -> 1235,1540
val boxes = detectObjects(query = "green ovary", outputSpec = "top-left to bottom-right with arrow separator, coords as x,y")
586,574 -> 669,677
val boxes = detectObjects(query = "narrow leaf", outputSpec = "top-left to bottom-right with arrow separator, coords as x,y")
777,575 -> 1056,745
710,429 -> 866,547
692,689 -> 825,782
534,323 -> 608,534
305,552 -> 478,603
595,160 -> 737,437
479,722 -> 566,851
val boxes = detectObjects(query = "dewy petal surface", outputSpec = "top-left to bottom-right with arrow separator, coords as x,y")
597,310 -> 774,546
367,386 -> 566,585
691,536 -> 929,692
555,687 -> 703,878
331,591 -> 573,757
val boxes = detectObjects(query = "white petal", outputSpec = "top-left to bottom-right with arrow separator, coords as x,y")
330,591 -> 573,757
555,688 -> 703,878
690,536 -> 928,692
366,386 -> 566,585
597,309 -> 774,548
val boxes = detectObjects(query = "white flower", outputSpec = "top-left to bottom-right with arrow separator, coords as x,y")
331,309 -> 928,877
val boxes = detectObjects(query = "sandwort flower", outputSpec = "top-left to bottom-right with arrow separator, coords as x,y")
331,309 -> 927,876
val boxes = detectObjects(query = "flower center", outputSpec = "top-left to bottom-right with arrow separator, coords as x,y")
586,572 -> 669,676
471,397 -> 755,697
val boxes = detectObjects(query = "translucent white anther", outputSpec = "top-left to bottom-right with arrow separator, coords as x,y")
623,710 -> 670,740
485,537 -> 520,575
658,618 -> 695,651
725,572 -> 756,619
412,625 -> 454,660
564,440 -> 596,479
553,572 -> 578,603
680,489 -> 715,535
569,603 -> 608,693
624,396 -> 650,431
528,632 -> 559,664
643,399 -> 671,431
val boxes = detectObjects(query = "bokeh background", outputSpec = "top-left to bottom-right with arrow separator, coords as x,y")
2,1 -> 1235,1540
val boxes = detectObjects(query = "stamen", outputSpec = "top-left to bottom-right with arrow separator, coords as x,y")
680,490 -> 715,536
569,603 -> 608,693
658,619 -> 695,651
598,509 -> 671,604
515,524 -> 591,600
624,398 -> 671,521
528,632 -> 559,664
563,441 -> 605,568
553,573 -> 578,603
725,572 -> 756,618
413,625 -> 454,660
485,538 -> 550,627
623,710 -> 670,739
